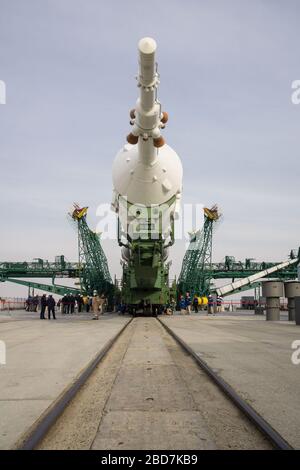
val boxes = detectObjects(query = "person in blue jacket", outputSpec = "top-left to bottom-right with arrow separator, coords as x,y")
179,295 -> 186,315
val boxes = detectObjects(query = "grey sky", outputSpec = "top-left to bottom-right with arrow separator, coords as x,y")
0,0 -> 299,298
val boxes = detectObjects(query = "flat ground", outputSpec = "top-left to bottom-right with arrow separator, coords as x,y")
161,312 -> 300,448
0,309 -> 299,449
0,310 -> 130,449
38,317 -> 270,450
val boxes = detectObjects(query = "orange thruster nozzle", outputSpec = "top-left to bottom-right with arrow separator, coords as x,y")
127,133 -> 139,145
153,136 -> 165,148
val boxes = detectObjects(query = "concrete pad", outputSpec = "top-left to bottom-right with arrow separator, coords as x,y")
0,311 -> 130,449
92,318 -> 217,450
92,410 -> 216,450
160,314 -> 300,448
0,400 -> 51,446
107,364 -> 196,411
35,317 -> 270,450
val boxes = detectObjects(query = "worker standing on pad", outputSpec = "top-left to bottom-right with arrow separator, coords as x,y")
92,291 -> 100,320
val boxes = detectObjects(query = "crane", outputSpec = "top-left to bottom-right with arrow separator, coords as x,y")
178,205 -> 220,297
70,204 -> 113,298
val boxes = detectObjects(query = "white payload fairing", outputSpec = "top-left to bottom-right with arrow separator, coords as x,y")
112,37 -> 182,269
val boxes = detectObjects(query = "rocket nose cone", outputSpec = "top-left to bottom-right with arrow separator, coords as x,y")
138,37 -> 157,55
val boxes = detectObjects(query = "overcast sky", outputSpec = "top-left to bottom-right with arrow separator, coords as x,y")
0,0 -> 299,298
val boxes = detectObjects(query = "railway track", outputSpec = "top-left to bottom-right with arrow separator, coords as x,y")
16,317 -> 292,450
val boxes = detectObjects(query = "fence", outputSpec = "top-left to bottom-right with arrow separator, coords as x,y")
216,301 -> 288,312
0,298 -> 26,311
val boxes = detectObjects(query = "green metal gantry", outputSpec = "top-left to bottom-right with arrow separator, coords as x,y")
178,205 -> 220,297
71,204 -> 113,297
0,206 -> 114,299
0,256 -> 79,279
178,202 -> 298,298
0,255 -> 81,296
209,252 -> 298,281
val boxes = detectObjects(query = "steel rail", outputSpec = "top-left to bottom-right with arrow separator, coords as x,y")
15,317 -> 133,450
15,315 -> 293,450
157,317 -> 293,450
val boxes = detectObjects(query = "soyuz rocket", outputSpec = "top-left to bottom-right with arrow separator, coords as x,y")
111,38 -> 183,312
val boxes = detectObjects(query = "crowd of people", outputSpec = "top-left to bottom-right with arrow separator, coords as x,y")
25,291 -> 224,319
25,295 -> 39,312
177,293 -> 224,315
25,291 -> 107,320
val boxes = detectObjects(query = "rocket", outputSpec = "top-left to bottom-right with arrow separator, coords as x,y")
111,37 -> 182,309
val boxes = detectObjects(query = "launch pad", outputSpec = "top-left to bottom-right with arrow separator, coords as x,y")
1,309 -> 299,449
0,37 -> 299,312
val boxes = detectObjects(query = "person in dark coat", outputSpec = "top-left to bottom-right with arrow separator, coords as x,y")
65,294 -> 71,314
47,295 -> 56,319
79,295 -> 84,312
40,294 -> 47,319
25,296 -> 30,311
70,294 -> 75,314
61,294 -> 67,314
76,294 -> 83,313
33,295 -> 39,312
193,296 -> 199,313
